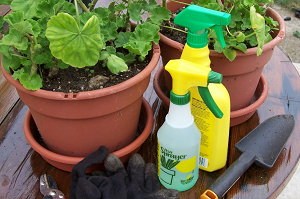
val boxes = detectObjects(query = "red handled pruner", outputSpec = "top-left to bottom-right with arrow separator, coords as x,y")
40,174 -> 65,199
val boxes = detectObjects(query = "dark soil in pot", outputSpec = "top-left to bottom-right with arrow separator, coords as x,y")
41,57 -> 150,93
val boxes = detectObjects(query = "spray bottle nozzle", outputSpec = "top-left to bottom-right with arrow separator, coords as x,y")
174,5 -> 231,48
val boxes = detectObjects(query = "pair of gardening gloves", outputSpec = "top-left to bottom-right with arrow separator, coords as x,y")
70,146 -> 179,199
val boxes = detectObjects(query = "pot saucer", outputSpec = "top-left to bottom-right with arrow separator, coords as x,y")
23,98 -> 153,172
153,66 -> 269,127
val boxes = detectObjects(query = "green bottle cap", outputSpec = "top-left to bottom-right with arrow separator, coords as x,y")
170,90 -> 190,105
187,30 -> 208,48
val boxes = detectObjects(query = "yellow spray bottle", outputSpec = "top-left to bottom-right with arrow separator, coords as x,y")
157,58 -> 223,191
173,5 -> 231,172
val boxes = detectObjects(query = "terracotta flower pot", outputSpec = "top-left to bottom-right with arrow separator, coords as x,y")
23,98 -> 154,172
160,1 -> 285,111
2,44 -> 160,157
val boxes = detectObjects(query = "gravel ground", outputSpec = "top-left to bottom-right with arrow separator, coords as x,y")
272,4 -> 300,63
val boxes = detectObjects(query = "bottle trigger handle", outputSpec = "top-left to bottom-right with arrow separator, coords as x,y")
198,87 -> 223,118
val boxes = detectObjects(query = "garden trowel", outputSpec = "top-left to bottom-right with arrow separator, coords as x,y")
200,114 -> 295,199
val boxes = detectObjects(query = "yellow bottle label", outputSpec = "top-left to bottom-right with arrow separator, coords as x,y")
190,87 -> 214,169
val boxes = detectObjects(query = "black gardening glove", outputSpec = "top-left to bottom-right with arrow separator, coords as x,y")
70,146 -> 127,199
124,153 -> 179,199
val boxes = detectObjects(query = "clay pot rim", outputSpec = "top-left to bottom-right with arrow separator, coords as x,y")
159,6 -> 285,57
1,44 -> 160,100
153,65 -> 269,125
23,98 -> 153,165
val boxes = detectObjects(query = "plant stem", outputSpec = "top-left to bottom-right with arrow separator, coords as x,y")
226,26 -> 234,36
77,0 -> 90,13
125,0 -> 131,32
168,0 -> 190,6
162,0 -> 166,8
216,0 -> 224,10
89,0 -> 98,11
160,24 -> 187,33
30,42 -> 38,75
74,0 -> 80,26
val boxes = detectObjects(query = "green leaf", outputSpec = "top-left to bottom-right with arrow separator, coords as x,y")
244,0 -> 254,6
114,32 -> 132,48
99,51 -> 110,60
80,12 -> 103,27
4,11 -> 24,25
213,41 -> 223,53
106,46 -> 116,54
149,7 -> 171,25
0,0 -> 13,4
33,50 -> 53,64
142,0 -> 160,12
0,43 -> 12,58
250,6 -> 265,56
46,13 -> 103,68
58,60 -> 69,69
59,1 -> 76,15
236,32 -> 245,42
233,43 -> 247,53
205,3 -> 222,11
128,3 -> 144,22
123,42 -> 152,57
1,29 -> 29,51
11,0 -> 43,19
20,58 -> 32,66
36,0 -> 58,18
116,15 -> 126,28
135,22 -> 160,44
241,18 -> 252,30
101,22 -> 118,41
123,53 -> 136,64
12,68 -> 25,80
1,54 -> 21,72
107,54 -> 128,74
93,7 -> 111,25
130,28 -> 153,43
114,3 -> 126,12
223,48 -> 236,61
19,73 -> 43,90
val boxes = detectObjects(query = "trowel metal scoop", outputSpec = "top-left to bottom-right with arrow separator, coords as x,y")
200,114 -> 295,199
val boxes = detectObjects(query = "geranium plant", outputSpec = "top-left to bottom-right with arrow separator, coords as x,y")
161,0 -> 279,61
0,0 -> 171,90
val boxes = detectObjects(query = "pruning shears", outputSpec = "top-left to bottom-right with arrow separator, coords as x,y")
40,174 -> 65,199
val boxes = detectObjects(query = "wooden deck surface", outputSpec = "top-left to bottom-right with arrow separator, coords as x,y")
0,47 -> 300,199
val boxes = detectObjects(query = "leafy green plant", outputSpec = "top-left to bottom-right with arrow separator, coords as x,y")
161,0 -> 279,61
0,0 -> 171,90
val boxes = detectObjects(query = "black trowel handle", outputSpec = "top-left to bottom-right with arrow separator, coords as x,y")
200,150 -> 256,199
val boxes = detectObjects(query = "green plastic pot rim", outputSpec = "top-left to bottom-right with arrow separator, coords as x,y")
23,98 -> 153,165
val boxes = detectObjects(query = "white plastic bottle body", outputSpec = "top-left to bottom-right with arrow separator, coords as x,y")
157,120 -> 201,191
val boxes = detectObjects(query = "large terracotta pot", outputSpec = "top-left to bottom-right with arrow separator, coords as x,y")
160,1 -> 285,111
2,44 -> 160,157
23,98 -> 153,172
